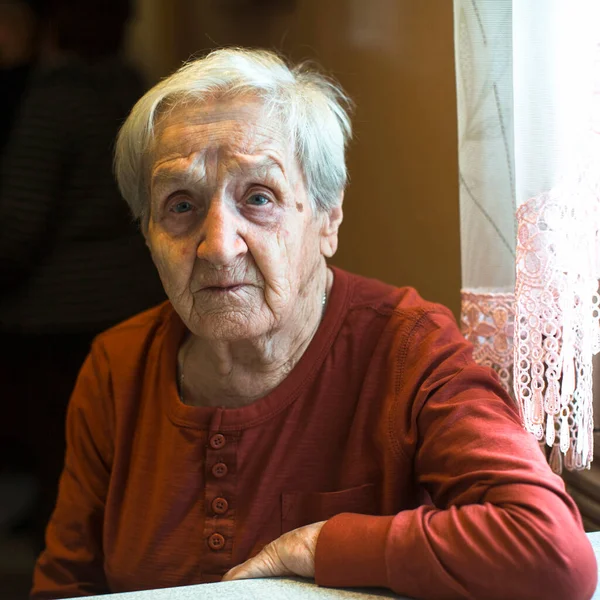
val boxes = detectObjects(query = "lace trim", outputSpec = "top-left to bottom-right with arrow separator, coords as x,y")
514,191 -> 600,472
461,291 -> 515,395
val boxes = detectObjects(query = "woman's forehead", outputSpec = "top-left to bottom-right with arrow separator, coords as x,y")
151,98 -> 292,170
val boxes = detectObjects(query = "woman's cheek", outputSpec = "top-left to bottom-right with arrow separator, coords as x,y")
177,242 -> 196,262
255,233 -> 289,277
152,242 -> 189,284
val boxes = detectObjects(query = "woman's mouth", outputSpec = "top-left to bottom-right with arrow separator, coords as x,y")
203,284 -> 245,293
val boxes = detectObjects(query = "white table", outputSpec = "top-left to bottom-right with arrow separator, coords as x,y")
81,532 -> 600,600
83,578 -> 400,600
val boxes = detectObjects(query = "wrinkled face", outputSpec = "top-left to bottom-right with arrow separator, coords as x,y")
145,96 -> 341,341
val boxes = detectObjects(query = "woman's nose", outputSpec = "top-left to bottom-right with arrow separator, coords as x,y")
196,200 -> 247,266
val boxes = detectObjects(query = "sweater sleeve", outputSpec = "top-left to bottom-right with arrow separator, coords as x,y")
31,341 -> 113,599
315,309 -> 598,600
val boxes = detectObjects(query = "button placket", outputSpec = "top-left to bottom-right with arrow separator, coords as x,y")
208,532 -> 225,551
211,462 -> 228,478
209,433 -> 226,449
203,431 -> 236,568
212,497 -> 229,515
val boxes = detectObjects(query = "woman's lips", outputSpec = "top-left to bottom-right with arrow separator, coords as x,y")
202,284 -> 245,293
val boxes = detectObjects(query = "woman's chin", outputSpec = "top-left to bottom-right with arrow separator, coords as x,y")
191,311 -> 268,341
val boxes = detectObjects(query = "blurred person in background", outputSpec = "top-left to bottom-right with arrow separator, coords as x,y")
0,0 -> 164,548
0,0 -> 43,548
0,0 -> 43,154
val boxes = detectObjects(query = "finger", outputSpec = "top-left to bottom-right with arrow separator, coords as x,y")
222,559 -> 272,582
222,544 -> 291,581
221,564 -> 247,582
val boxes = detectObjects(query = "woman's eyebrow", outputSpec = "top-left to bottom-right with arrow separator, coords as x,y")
155,152 -> 206,183
151,158 -> 207,196
151,170 -> 188,190
258,155 -> 286,175
233,153 -> 288,179
149,171 -> 204,212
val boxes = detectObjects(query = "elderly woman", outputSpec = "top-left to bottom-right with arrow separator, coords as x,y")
31,49 -> 596,600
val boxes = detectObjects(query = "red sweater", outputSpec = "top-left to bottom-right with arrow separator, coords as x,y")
32,267 -> 597,600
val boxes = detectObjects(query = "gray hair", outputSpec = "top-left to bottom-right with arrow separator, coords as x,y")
114,47 -> 353,223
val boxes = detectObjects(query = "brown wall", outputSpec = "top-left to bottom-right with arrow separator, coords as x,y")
128,0 -> 461,316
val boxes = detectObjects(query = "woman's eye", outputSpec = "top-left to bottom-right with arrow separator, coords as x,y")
171,200 -> 193,214
246,193 -> 270,207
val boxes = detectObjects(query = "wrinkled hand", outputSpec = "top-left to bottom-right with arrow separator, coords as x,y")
222,521 -> 326,582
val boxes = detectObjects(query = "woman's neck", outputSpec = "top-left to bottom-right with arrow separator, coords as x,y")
179,267 -> 332,408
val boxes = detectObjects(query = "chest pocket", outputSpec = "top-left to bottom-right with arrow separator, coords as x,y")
281,483 -> 377,533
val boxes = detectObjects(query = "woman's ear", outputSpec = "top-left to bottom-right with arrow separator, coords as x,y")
320,192 -> 344,258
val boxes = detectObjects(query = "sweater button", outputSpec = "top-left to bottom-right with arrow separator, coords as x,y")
212,497 -> 229,515
208,532 -> 225,551
209,433 -> 226,449
212,462 -> 228,478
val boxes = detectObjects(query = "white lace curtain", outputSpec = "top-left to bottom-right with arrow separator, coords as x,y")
454,0 -> 600,472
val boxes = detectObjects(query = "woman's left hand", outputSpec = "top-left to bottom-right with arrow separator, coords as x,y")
222,521 -> 326,582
